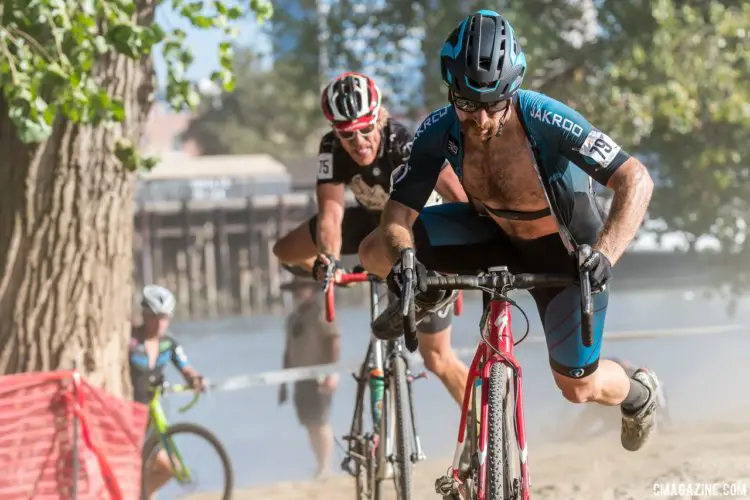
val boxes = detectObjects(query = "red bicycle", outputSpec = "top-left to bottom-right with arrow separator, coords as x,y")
398,247 -> 595,500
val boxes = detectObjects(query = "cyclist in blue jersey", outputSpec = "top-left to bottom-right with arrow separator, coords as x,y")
131,285 -> 205,499
359,9 -> 661,452
561,357 -> 671,440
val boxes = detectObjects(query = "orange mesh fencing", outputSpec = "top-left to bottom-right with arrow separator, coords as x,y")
0,371 -> 149,500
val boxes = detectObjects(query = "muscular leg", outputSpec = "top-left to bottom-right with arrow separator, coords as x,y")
417,306 -> 468,406
359,228 -> 391,278
552,359 -> 630,405
361,225 -> 469,404
272,219 -> 318,270
540,284 -> 659,451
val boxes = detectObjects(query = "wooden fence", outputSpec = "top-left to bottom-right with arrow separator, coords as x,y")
133,189 -> 733,321
133,191 -> 371,320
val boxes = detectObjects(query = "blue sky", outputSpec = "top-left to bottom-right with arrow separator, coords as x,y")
151,1 -> 422,110
152,5 -> 272,85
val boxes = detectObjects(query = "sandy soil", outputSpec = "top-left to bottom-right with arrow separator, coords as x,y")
186,419 -> 750,500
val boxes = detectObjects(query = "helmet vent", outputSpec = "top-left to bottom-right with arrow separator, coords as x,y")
466,76 -> 496,91
497,40 -> 506,71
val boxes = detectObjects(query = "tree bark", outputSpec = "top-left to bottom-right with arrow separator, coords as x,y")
0,4 -> 156,398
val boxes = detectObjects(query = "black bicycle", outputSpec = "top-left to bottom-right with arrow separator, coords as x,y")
325,267 -> 426,500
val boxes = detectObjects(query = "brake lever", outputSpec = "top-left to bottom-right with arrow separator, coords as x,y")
401,271 -> 414,316
578,244 -> 594,348
399,249 -> 419,352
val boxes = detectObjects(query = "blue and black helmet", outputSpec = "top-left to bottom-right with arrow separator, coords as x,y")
440,10 -> 527,103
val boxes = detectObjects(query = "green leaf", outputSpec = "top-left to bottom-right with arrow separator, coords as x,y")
106,24 -> 141,58
111,99 -> 126,122
45,62 -> 68,80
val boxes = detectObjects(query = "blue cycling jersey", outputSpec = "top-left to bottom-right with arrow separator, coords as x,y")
129,330 -> 190,404
389,89 -> 631,250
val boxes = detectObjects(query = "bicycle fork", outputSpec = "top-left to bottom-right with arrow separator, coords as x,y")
404,353 -> 427,463
381,346 -> 427,473
341,344 -> 376,477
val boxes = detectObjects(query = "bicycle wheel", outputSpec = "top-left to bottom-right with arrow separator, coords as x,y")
392,355 -> 413,500
351,362 -> 375,500
460,378 -> 482,500
141,422 -> 233,500
486,362 -> 520,500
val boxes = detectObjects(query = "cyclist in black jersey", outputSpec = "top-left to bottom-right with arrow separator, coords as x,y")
131,285 -> 204,499
273,72 -> 471,405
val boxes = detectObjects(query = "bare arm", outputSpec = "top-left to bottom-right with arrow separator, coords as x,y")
316,182 -> 346,258
595,158 -> 654,265
181,366 -> 201,380
380,200 -> 420,264
434,163 -> 468,203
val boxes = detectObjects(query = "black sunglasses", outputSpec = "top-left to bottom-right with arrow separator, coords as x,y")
450,92 -> 510,114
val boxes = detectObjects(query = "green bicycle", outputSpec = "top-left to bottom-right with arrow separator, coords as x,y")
140,379 -> 233,500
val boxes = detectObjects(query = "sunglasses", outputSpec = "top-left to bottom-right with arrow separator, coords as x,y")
336,123 -> 378,140
450,93 -> 510,114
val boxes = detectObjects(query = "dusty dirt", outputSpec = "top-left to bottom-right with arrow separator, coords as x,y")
186,419 -> 750,499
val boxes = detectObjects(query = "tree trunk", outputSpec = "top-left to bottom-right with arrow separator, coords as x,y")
0,4 -> 156,398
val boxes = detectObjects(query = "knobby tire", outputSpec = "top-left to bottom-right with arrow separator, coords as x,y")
393,355 -> 413,500
487,362 -> 509,500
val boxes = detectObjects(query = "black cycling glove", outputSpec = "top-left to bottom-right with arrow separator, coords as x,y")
386,251 -> 428,298
580,249 -> 612,290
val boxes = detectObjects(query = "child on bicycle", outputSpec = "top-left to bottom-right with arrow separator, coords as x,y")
130,285 -> 205,499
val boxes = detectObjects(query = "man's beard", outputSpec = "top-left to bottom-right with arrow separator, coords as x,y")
460,118 -> 500,138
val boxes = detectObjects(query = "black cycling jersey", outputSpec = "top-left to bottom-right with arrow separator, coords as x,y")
129,329 -> 190,404
316,118 -> 413,212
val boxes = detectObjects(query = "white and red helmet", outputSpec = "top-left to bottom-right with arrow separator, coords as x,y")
321,72 -> 382,133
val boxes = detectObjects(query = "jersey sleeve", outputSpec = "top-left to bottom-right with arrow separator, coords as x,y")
521,91 -> 630,186
390,120 -> 416,167
388,106 -> 452,212
170,340 -> 190,370
316,133 -> 347,185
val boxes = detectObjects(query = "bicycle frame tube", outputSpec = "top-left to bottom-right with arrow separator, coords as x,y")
148,388 -> 192,482
369,279 -> 391,476
369,279 -> 385,381
450,296 -> 529,500
149,387 -> 170,435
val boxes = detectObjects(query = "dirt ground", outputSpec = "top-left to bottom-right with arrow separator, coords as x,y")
186,418 -> 750,500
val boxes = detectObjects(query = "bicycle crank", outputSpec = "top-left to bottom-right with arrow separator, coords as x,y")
435,475 -> 461,498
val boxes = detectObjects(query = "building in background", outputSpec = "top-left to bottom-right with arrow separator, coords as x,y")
141,101 -> 199,156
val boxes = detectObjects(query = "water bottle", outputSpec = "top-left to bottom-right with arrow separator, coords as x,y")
369,368 -> 385,429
